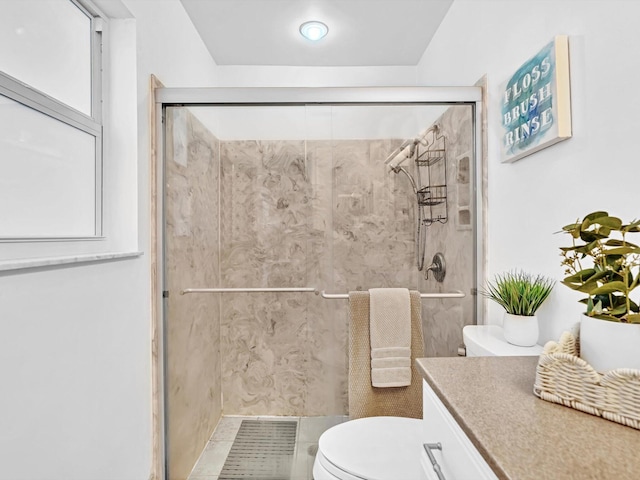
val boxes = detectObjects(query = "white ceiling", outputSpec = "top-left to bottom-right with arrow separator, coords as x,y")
179,0 -> 454,67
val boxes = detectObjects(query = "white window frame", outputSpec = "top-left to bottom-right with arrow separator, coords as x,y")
0,0 -> 104,241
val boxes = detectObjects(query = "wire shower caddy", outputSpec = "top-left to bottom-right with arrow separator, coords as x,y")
415,127 -> 447,224
414,126 -> 448,271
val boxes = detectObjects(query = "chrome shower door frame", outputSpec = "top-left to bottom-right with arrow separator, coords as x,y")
153,86 -> 485,480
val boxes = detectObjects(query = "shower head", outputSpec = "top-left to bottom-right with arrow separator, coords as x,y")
384,140 -> 415,169
384,139 -> 411,163
385,124 -> 440,169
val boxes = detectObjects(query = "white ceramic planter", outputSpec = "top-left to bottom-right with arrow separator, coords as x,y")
580,314 -> 640,372
502,313 -> 539,347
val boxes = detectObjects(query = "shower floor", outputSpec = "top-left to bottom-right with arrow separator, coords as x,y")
187,415 -> 348,480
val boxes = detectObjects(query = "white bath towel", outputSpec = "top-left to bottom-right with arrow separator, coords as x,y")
369,288 -> 411,387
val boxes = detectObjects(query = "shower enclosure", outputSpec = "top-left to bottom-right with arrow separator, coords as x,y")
155,87 -> 483,480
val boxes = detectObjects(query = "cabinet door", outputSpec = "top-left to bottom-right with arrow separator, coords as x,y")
422,380 -> 498,480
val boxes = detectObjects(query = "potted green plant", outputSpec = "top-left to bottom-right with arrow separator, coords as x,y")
481,270 -> 555,346
560,210 -> 640,371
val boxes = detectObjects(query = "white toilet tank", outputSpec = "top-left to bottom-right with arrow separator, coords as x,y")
463,325 -> 543,357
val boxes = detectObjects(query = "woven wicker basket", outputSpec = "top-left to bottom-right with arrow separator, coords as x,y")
533,331 -> 640,429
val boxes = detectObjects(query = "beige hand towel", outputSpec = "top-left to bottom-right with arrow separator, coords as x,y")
369,288 -> 411,387
348,290 -> 423,418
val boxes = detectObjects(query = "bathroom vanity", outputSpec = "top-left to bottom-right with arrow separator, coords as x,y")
416,356 -> 640,479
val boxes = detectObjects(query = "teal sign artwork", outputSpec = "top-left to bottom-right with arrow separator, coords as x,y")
500,36 -> 572,163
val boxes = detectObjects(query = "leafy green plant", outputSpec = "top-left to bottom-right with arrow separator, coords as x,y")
560,211 -> 640,323
481,271 -> 555,316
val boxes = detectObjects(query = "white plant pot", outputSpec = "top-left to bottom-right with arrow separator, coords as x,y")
580,314 -> 640,372
502,312 -> 539,347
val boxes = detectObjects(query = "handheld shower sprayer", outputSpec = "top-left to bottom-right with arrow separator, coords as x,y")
384,125 -> 438,170
384,136 -> 423,193
384,140 -> 415,170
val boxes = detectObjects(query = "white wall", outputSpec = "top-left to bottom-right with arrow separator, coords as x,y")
125,0 -> 218,89
215,65 -> 417,87
417,0 -> 640,343
0,259 -> 151,480
0,1 -> 218,479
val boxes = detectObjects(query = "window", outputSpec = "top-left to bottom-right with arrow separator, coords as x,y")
0,0 -> 103,239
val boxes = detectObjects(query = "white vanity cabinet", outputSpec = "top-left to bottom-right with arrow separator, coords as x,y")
421,380 -> 498,480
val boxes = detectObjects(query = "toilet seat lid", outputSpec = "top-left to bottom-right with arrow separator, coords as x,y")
317,416 -> 424,480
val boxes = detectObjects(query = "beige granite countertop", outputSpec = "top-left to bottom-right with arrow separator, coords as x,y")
416,356 -> 640,480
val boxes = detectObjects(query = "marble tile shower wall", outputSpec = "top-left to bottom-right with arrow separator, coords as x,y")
165,108 -> 222,480
164,106 -> 474,427
328,139 -> 418,291
416,106 -> 475,357
219,138 -> 417,416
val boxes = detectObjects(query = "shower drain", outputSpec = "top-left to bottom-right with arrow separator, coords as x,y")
219,419 -> 298,480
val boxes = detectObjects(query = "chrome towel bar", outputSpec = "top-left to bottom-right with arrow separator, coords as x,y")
179,288 -> 465,299
181,287 -> 318,295
320,290 -> 465,299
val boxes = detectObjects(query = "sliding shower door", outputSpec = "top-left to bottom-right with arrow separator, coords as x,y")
159,90 -> 481,480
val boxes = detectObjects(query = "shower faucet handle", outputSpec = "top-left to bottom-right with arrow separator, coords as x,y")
425,252 -> 446,283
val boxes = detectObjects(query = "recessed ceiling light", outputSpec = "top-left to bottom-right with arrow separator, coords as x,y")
299,21 -> 329,41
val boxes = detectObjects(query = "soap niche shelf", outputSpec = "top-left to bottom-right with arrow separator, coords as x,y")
455,151 -> 472,231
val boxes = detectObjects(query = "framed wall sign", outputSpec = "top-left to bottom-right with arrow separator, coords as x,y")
500,35 -> 572,163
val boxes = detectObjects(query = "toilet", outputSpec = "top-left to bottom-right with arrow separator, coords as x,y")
463,324 -> 543,357
312,324 -> 542,480
313,416 -> 425,480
